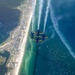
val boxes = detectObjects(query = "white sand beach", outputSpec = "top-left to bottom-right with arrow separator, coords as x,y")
14,0 -> 36,75
14,13 -> 32,75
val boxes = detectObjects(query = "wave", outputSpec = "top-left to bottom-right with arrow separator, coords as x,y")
50,0 -> 75,59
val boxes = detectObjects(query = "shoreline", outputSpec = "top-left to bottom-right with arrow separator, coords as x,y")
0,0 -> 36,75
14,13 -> 32,75
14,0 -> 36,75
0,56 -> 6,65
13,9 -> 32,75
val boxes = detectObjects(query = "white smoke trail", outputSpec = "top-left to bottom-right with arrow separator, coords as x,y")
50,0 -> 75,59
32,3 -> 36,31
43,0 -> 50,33
38,0 -> 44,30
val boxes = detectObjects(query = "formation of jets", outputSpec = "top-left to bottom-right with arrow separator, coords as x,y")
30,30 -> 48,43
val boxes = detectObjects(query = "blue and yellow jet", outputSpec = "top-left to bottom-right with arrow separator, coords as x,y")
30,30 -> 48,43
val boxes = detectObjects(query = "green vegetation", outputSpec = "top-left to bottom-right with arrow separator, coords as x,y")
0,56 -> 6,65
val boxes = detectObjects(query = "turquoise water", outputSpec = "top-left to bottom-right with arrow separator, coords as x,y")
19,22 -> 38,75
19,0 -> 39,75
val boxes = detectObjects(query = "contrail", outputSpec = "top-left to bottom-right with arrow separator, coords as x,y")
50,0 -> 75,59
32,3 -> 36,31
43,0 -> 50,33
38,0 -> 44,30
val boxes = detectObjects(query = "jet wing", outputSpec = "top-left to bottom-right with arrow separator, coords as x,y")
34,32 -> 37,34
38,40 -> 43,42
34,36 -> 37,38
39,36 -> 42,38
33,39 -> 36,41
39,32 -> 44,34
45,36 -> 48,38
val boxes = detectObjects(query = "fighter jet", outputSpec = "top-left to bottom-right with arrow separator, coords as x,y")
34,30 -> 43,36
30,30 -> 48,43
33,37 -> 43,43
41,34 -> 48,41
30,32 -> 34,39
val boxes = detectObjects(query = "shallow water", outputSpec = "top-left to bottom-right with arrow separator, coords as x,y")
0,51 -> 10,75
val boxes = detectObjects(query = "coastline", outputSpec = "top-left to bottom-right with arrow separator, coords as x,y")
14,0 -> 36,75
0,0 -> 36,75
14,13 -> 32,75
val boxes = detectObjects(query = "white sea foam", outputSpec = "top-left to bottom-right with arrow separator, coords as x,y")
50,0 -> 75,58
38,0 -> 44,30
43,0 -> 50,33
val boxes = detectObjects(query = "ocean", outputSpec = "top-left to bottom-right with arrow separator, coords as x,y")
20,0 -> 75,75
35,0 -> 75,75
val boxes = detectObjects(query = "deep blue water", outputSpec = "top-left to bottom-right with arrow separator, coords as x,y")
0,0 -> 24,44
51,0 -> 75,57
0,0 -> 24,7
34,0 -> 75,75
